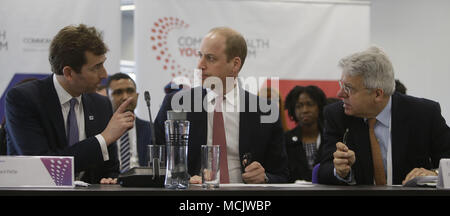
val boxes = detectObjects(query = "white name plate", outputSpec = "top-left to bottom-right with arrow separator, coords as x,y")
437,158 -> 450,189
0,156 -> 74,188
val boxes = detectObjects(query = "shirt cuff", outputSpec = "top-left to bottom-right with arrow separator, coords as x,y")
95,134 -> 109,161
334,168 -> 353,183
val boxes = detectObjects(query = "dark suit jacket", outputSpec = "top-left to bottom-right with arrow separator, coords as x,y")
135,117 -> 152,167
154,87 -> 289,183
284,124 -> 324,182
5,75 -> 119,183
318,92 -> 450,185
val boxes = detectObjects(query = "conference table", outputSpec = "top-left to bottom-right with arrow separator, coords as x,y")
1,183 -> 448,196
1,184 -> 447,214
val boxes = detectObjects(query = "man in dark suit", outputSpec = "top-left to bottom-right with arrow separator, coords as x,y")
5,24 -> 135,184
107,73 -> 152,171
154,27 -> 288,184
318,46 -> 450,185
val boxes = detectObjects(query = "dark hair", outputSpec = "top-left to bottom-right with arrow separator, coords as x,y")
395,79 -> 407,94
107,72 -> 136,89
49,24 -> 108,75
284,85 -> 327,125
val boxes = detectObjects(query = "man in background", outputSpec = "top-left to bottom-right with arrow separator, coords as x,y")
107,72 -> 152,173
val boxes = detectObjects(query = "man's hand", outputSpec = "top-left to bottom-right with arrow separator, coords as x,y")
190,175 -> 202,184
402,168 -> 438,185
100,178 -> 117,184
333,142 -> 356,179
242,161 -> 266,184
101,97 -> 135,145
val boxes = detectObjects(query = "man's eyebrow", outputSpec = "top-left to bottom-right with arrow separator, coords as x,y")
343,81 -> 353,88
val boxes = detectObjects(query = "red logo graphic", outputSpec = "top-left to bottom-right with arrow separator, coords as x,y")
149,17 -> 193,80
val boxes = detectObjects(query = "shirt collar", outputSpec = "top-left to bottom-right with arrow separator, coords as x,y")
206,78 -> 239,106
53,74 -> 82,105
375,96 -> 392,127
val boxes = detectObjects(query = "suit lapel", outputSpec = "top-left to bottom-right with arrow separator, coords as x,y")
349,117 -> 373,183
390,93 -> 409,182
238,90 -> 251,156
82,94 -> 95,137
187,88 -> 207,147
41,75 -> 67,147
135,118 -> 147,166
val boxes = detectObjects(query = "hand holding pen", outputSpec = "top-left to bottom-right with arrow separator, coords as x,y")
333,128 -> 356,179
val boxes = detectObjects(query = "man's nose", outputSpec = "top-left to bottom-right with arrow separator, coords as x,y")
122,92 -> 133,100
197,57 -> 206,70
99,67 -> 107,79
337,88 -> 347,99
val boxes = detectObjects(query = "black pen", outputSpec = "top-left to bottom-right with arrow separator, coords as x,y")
343,128 -> 349,145
241,153 -> 253,173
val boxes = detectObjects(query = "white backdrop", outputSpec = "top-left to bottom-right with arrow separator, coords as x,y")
134,0 -> 370,119
0,0 -> 121,107
371,0 -> 450,122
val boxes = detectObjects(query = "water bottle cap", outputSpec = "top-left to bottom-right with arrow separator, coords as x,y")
167,110 -> 187,120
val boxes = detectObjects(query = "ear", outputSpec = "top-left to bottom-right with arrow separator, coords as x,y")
374,88 -> 385,102
62,66 -> 75,81
231,57 -> 242,76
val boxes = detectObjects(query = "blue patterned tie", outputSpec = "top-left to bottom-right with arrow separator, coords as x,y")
120,132 -> 131,173
66,98 -> 79,146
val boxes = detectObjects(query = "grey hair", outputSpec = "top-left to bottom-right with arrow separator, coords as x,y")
339,46 -> 395,96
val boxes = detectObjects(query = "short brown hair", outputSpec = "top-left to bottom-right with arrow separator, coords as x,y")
209,27 -> 247,70
49,24 -> 108,75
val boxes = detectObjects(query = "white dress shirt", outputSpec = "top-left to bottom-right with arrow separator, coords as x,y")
205,80 -> 242,183
53,75 -> 109,161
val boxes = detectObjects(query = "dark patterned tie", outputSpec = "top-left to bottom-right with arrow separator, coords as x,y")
213,96 -> 229,183
66,98 -> 79,146
120,132 -> 131,173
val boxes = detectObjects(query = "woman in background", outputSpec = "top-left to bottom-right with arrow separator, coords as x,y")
284,85 -> 327,182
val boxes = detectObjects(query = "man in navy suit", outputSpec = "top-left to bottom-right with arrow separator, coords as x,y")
154,27 -> 288,184
107,73 -> 152,172
5,24 -> 135,184
318,46 -> 450,185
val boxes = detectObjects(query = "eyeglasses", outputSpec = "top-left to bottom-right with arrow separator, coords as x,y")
338,80 -> 354,95
339,80 -> 372,95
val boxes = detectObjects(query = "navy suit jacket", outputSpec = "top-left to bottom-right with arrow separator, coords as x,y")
284,124 -> 324,182
318,93 -> 450,185
135,117 -> 152,167
154,87 -> 289,183
5,75 -> 119,183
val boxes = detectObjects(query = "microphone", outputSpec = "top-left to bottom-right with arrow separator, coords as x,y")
144,91 -> 156,146
117,91 -> 164,187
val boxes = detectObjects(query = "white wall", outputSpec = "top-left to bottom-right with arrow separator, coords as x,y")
120,0 -> 450,122
371,0 -> 450,122
121,11 -> 134,61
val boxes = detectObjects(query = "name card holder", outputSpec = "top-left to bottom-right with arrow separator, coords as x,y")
0,156 -> 74,188
437,158 -> 450,189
